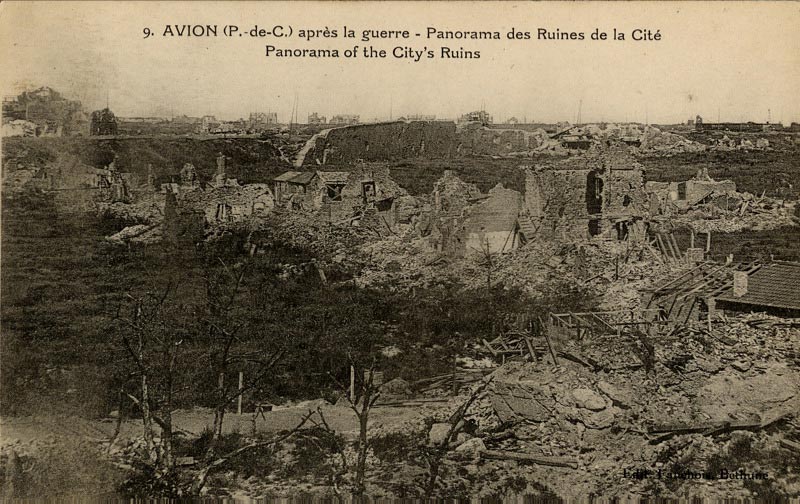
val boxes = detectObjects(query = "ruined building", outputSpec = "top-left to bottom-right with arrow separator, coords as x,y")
273,166 -> 406,226
459,110 -> 493,125
521,148 -> 649,241
458,184 -> 523,255
209,153 -> 238,188
329,114 -> 360,125
161,155 -> 276,245
161,163 -> 201,195
307,113 -> 327,125
425,171 -> 523,257
645,167 -> 737,213
247,112 -> 278,130
2,87 -> 87,136
90,108 -> 118,136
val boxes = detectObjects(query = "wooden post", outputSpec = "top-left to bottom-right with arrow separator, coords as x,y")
690,229 -> 695,249
349,365 -> 355,403
539,316 -> 559,366
237,371 -> 243,415
706,231 -> 711,253
452,353 -> 458,396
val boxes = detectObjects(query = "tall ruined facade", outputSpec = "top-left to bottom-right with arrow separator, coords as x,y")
522,148 -> 648,241
90,108 -> 118,136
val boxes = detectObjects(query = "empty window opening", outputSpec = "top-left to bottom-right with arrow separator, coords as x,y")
586,170 -> 603,215
325,183 -> 345,202
361,181 -> 376,203
216,203 -> 231,221
615,221 -> 629,241
588,219 -> 601,237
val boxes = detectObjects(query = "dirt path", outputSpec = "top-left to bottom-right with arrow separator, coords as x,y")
0,401 -> 441,447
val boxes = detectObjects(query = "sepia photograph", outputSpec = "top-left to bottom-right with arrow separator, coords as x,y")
1,0 -> 799,500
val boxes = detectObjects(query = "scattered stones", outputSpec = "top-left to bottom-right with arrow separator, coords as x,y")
731,360 -> 752,372
572,388 -> 607,411
596,381 -> 630,409
455,437 -> 486,454
428,423 -> 452,446
381,377 -> 412,397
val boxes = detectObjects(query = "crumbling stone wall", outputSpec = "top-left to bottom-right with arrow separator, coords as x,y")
684,179 -> 737,201
163,190 -> 204,246
523,149 -> 649,240
456,123 -> 548,155
601,167 -> 648,219
463,184 -> 523,255
525,168 -> 590,240
297,121 -> 555,166
299,121 -> 458,166
432,170 -> 482,216
163,183 -> 275,245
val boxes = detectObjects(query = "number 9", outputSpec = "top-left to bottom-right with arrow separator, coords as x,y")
143,27 -> 152,39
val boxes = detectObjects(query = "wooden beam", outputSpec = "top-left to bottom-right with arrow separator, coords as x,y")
481,450 -> 578,469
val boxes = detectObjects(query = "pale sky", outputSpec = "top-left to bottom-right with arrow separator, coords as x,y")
1,1 -> 798,124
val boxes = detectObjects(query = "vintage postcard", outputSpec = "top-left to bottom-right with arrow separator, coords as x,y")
1,1 -> 799,500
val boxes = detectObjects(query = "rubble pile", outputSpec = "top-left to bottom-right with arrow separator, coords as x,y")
243,210 -> 376,265
98,195 -> 164,226
549,124 -> 706,156
708,135 -> 772,151
440,312 -> 800,498
354,229 -> 681,314
675,191 -> 795,233
647,168 -> 797,233
637,127 -> 706,155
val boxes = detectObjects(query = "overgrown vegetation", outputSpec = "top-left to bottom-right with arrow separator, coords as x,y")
1,188 -> 594,419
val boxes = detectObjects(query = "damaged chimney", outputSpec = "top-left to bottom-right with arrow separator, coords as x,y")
216,153 -> 226,176
733,271 -> 748,297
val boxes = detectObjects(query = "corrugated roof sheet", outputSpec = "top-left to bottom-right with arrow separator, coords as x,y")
289,171 -> 317,185
716,261 -> 800,310
274,171 -> 302,182
275,171 -> 318,184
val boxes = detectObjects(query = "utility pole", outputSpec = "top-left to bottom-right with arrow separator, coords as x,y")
577,99 -> 582,126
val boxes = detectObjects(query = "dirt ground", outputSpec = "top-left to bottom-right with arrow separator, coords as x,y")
0,401 -> 441,447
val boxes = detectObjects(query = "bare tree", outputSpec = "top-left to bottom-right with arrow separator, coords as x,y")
474,237 -> 498,291
305,407 -> 350,498
330,358 -> 382,497
192,260 -> 286,493
115,284 -> 186,473
421,377 -> 493,498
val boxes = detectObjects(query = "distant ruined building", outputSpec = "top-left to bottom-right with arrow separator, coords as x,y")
247,112 -> 278,131
90,108 -> 118,136
307,112 -> 327,125
459,110 -> 493,125
329,114 -> 360,125
2,86 -> 87,136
